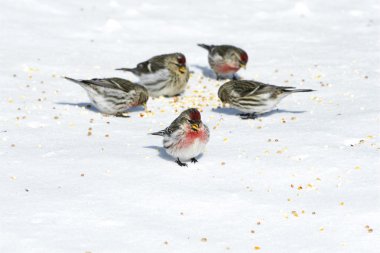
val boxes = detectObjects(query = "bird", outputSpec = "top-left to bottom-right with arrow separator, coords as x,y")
116,53 -> 190,97
197,44 -> 248,80
218,80 -> 314,119
64,77 -> 149,117
150,108 -> 210,166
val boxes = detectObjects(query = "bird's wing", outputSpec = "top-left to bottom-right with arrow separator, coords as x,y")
135,54 -> 169,75
239,80 -> 299,99
211,45 -> 232,57
229,80 -> 264,97
82,78 -> 137,92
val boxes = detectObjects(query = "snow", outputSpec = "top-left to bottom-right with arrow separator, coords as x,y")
1,0 -> 379,252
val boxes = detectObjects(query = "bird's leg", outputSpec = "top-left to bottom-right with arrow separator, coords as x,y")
240,113 -> 257,120
216,75 -> 222,81
176,158 -> 188,167
190,158 -> 198,163
232,74 -> 238,80
115,113 -> 130,118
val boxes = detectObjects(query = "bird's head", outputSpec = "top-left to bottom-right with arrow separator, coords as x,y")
239,51 -> 248,69
229,48 -> 248,69
138,87 -> 149,109
217,81 -> 234,103
168,53 -> 188,74
181,108 -> 202,132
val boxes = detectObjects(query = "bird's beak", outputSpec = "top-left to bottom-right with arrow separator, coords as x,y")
191,123 -> 199,131
240,63 -> 246,69
178,65 -> 187,73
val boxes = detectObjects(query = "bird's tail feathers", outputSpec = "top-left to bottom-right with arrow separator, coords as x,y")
197,43 -> 213,52
149,130 -> 166,136
115,67 -> 137,74
64,76 -> 83,84
287,88 -> 315,93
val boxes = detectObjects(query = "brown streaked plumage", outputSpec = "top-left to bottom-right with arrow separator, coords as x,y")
64,77 -> 148,117
116,53 -> 189,97
218,80 -> 314,119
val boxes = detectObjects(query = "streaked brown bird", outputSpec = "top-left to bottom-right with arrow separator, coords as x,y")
150,108 -> 210,166
198,44 -> 248,80
218,80 -> 314,119
116,53 -> 189,97
64,77 -> 148,117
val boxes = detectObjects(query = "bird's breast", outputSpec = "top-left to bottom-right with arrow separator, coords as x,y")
215,63 -> 240,74
180,129 -> 208,148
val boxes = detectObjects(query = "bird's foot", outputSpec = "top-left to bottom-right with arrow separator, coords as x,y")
190,158 -> 198,163
115,113 -> 130,118
232,74 -> 238,80
176,158 -> 188,167
239,113 -> 257,120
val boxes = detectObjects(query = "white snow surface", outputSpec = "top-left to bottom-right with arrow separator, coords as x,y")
1,0 -> 380,252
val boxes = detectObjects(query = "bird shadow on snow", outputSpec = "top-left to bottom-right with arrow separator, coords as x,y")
56,102 -> 145,113
144,145 -> 204,163
144,146 -> 173,162
191,65 -> 216,79
191,65 -> 242,80
56,102 -> 99,112
212,107 -> 307,117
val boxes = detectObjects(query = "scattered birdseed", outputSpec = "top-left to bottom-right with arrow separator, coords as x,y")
201,237 -> 207,242
254,246 -> 261,250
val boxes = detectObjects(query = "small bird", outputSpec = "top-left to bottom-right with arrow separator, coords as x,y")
116,53 -> 189,97
64,77 -> 148,117
150,108 -> 210,166
198,44 -> 248,80
218,80 -> 314,119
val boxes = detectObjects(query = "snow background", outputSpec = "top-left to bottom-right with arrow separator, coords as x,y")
1,0 -> 379,252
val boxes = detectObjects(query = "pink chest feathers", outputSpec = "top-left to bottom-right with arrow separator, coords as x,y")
180,129 -> 208,147
215,64 -> 240,74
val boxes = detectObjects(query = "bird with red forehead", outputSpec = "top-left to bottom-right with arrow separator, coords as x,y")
198,44 -> 248,80
150,108 -> 210,166
116,53 -> 189,97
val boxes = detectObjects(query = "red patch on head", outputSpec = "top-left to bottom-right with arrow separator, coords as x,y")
240,52 -> 248,63
189,109 -> 201,121
177,55 -> 186,65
